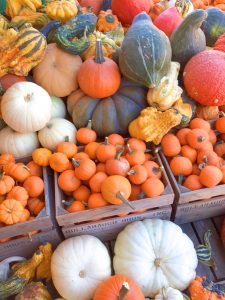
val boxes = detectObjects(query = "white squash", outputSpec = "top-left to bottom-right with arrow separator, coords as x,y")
1,82 -> 52,133
0,126 -> 39,158
51,235 -> 112,300
113,219 -> 198,298
38,118 -> 77,151
51,96 -> 66,119
155,287 -> 184,300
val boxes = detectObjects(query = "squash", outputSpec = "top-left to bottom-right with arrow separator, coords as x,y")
0,15 -> 9,30
201,7 -> 225,47
69,79 -> 147,138
6,0 -> 42,17
171,0 -> 194,17
0,74 -> 27,96
155,287 -> 184,300
105,24 -> 124,46
39,20 -> 61,44
128,107 -> 182,144
51,96 -> 66,119
97,9 -> 120,32
55,13 -> 97,55
0,126 -> 39,159
170,9 -> 207,70
15,282 -> 52,300
1,82 -> 52,133
147,62 -> 183,111
51,235 -> 111,300
173,97 -> 193,127
183,50 -> 225,106
111,0 -> 152,25
38,118 -> 76,151
154,7 -> 183,37
33,43 -> 82,97
119,12 -> 172,88
113,219 -> 198,298
0,24 -> 47,77
214,32 -> 225,52
196,105 -> 219,120
79,0 -> 103,14
46,0 -> 78,23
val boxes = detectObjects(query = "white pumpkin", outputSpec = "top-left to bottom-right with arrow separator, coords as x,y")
51,96 -> 66,119
0,126 -> 39,158
155,287 -> 184,300
38,118 -> 76,151
1,82 -> 52,133
113,219 -> 198,298
51,235 -> 112,300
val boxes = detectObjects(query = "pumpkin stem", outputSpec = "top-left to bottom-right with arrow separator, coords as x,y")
198,162 -> 206,170
127,169 -> 136,175
95,39 -> 105,64
115,148 -> 124,160
219,111 -> 225,117
105,137 -> 110,145
197,136 -> 206,143
64,136 -> 69,142
86,120 -> 92,129
152,166 -> 164,174
177,175 -> 184,185
71,158 -> 80,168
126,144 -> 134,154
116,191 -> 135,210
118,282 -> 130,300
105,14 -> 115,23
62,200 -> 73,207
154,146 -> 161,154
0,171 -> 5,180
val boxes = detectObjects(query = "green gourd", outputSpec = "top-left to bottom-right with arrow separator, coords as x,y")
118,12 -> 172,88
170,9 -> 207,70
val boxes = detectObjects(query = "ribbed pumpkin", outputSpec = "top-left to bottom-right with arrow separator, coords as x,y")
69,79 -> 147,137
118,12 -> 172,88
183,50 -> 225,106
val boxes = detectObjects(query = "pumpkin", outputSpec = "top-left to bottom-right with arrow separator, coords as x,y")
58,170 -> 81,192
84,142 -> 99,160
199,165 -> 223,187
1,82 -> 51,134
143,161 -> 163,179
51,96 -> 66,119
161,133 -> 181,157
149,1 -> 169,21
46,0 -> 78,23
142,178 -> 165,197
89,172 -> 108,193
0,199 -> 24,225
113,219 -> 198,297
32,148 -> 52,167
97,10 -> 120,32
73,185 -> 91,203
181,145 -> 197,163
214,32 -> 225,52
0,173 -> 15,195
153,7 -> 183,37
33,43 -> 82,97
119,12 -> 172,88
76,120 -> 97,144
5,162 -> 30,182
26,161 -> 42,177
23,176 -> 44,198
201,7 -> 225,47
155,287 -> 184,300
69,79 -> 147,138
49,152 -> 70,173
0,74 -> 26,96
147,62 -> 183,111
88,193 -> 108,209
125,145 -> 146,166
128,165 -> 148,185
0,24 -> 47,77
6,186 -> 29,207
183,174 -> 203,190
0,127 -> 39,159
196,105 -> 219,120
38,118 -> 77,152
216,115 -> 225,133
189,118 -> 211,132
78,40 -> 121,99
111,0 -> 152,25
0,153 -> 15,168
28,198 -> 45,216
96,137 -> 117,163
73,158 -> 96,180
57,139 -> 77,159
105,150 -> 130,176
79,0 -> 103,14
187,129 -> 209,149
170,9 -> 207,70
183,50 -> 225,106
93,274 -> 145,300
51,235 -> 111,300
170,156 -> 193,177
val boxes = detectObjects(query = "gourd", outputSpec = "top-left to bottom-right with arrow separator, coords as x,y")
155,287 -> 184,300
201,7 -> 225,47
1,82 -> 52,133
128,107 -> 182,145
173,97 -> 193,127
38,118 -> 77,151
119,13 -> 171,88
15,282 -> 52,300
0,256 -> 25,281
33,43 -> 82,97
51,235 -> 111,300
0,24 -> 47,77
6,0 -> 42,17
69,79 -> 147,138
196,105 -> 219,120
169,0 -> 194,17
97,9 -> 119,32
113,219 -> 198,298
55,13 -> 97,55
0,74 -> 27,96
111,0 -> 152,25
9,9 -> 50,29
147,62 -> 183,111
0,127 -> 39,159
79,0 -> 103,14
0,15 -> 9,29
170,9 -> 207,70
36,243 -> 52,282
51,96 -> 66,119
183,50 -> 225,106
46,0 -> 78,23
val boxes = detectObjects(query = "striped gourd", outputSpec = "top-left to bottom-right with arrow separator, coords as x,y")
0,14 -> 8,29
10,13 -> 50,29
0,24 -> 47,77
196,230 -> 217,269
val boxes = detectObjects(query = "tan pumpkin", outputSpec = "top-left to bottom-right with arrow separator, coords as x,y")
33,43 -> 82,97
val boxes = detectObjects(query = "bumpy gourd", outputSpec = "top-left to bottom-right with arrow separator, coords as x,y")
55,13 -> 97,54
9,9 -> 50,29
119,12 -> 172,88
97,9 -> 119,32
36,242 -> 53,282
128,107 -> 182,144
6,0 -> 42,17
173,97 -> 193,127
0,24 -> 46,77
0,15 -> 9,29
15,282 -> 52,300
46,0 -> 78,23
105,23 -> 124,46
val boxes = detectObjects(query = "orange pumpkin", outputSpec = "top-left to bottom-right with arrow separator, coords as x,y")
176,128 -> 191,145
73,158 -> 96,180
161,133 -> 181,157
23,176 -> 44,198
126,138 -> 146,152
142,178 -> 164,197
96,137 -> 117,163
28,198 -> 45,216
5,163 -> 30,182
19,208 -> 30,223
183,175 -> 203,190
0,173 -> 15,195
216,116 -> 225,133
73,151 -> 89,160
105,150 -> 130,176
89,172 -> 108,193
49,152 -> 70,173
32,148 -> 52,166
128,165 -> 148,185
6,186 -> 29,207
72,185 -> 91,203
108,133 -> 125,146
143,161 -> 163,179
181,145 -> 197,163
96,162 -> 106,173
27,161 -> 43,177
76,120 -> 97,145
56,139 -> 77,159
129,184 -> 142,200
0,153 -> 15,168
170,157 -> 193,177
97,9 -> 120,32
189,118 -> 211,132
58,170 -> 81,192
63,199 -> 86,213
187,129 -> 209,150
0,199 -> 24,225
125,144 -> 145,166
199,166 -> 223,187
197,150 -> 219,166
88,193 -> 109,209
78,0 -> 103,14
84,142 -> 100,160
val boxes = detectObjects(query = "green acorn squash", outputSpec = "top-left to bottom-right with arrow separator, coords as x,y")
170,9 -> 207,70
201,7 -> 225,47
118,12 -> 172,88
68,79 -> 147,138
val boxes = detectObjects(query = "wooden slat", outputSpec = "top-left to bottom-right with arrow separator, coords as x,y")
213,216 -> 224,233
193,219 -> 225,281
181,223 -> 216,280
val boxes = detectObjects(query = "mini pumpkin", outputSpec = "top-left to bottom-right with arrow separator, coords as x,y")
23,176 -> 44,198
0,173 -> 15,195
28,198 -> 45,216
97,10 -> 120,32
73,158 -> 96,180
6,186 -> 29,207
0,199 -> 24,225
32,148 -> 52,167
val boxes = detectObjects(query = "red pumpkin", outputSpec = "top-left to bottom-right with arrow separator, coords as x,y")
0,74 -> 27,95
78,0 -> 103,14
183,50 -> 225,106
214,33 -> 225,53
111,0 -> 152,25
153,7 -> 182,37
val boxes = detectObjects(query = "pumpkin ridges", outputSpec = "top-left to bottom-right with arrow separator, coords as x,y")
183,174 -> 203,190
199,165 -> 223,187
170,156 -> 193,176
176,128 -> 191,145
189,118 -> 211,132
0,199 -> 24,225
58,170 -> 81,192
141,178 -> 164,197
128,165 -> 148,185
73,158 -> 96,180
6,186 -> 29,207
187,128 -> 209,149
23,176 -> 44,198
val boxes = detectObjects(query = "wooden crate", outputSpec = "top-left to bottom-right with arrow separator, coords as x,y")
0,158 -> 55,240
54,152 -> 174,227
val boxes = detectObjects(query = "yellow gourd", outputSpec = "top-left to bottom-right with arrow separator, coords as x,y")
46,0 -> 78,23
36,242 -> 53,282
173,97 -> 193,127
6,0 -> 42,17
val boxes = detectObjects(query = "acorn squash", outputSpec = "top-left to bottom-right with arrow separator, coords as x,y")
69,79 -> 147,137
171,9 -> 207,70
119,12 -> 172,88
201,7 -> 225,47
